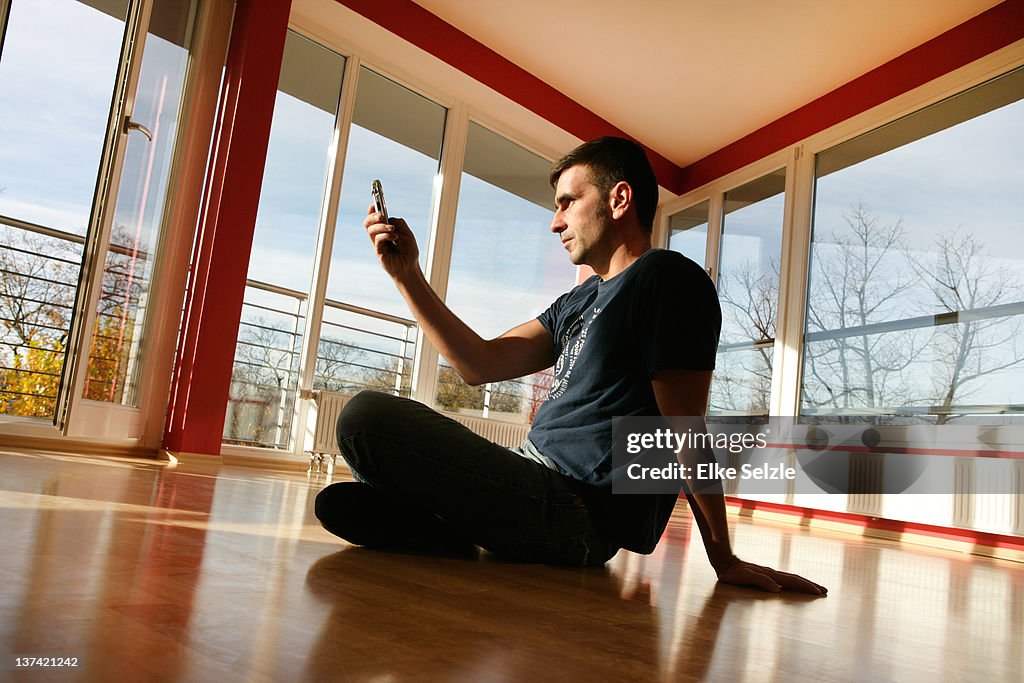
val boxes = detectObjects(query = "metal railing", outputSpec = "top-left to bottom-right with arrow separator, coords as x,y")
223,279 -> 419,449
1,216 -> 83,417
1,213 -> 155,415
805,301 -> 1024,342
12,209 -> 1015,437
223,278 -> 555,447
801,301 -> 1024,421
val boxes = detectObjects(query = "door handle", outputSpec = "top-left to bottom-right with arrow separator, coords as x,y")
123,116 -> 153,141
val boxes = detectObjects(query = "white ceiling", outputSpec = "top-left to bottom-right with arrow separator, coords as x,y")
412,0 -> 1004,168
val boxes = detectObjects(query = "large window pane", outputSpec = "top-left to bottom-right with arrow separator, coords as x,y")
225,32 -> 344,448
248,32 -> 344,292
0,0 -> 128,232
0,0 -> 128,419
437,123 -> 573,422
83,0 -> 198,406
225,284 -> 305,448
316,69 -> 445,398
710,169 -> 785,416
326,68 -> 445,319
801,68 -> 1024,424
668,200 -> 709,267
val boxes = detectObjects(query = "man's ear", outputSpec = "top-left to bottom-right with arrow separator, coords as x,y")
609,181 -> 632,220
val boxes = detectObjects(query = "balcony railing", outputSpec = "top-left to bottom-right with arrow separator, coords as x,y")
2,213 -> 155,417
1,217 -> 81,417
224,279 -> 551,449
224,279 -> 419,449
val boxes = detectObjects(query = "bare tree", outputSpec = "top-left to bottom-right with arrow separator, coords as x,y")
802,204 -> 1023,422
315,336 -> 370,394
227,316 -> 302,445
714,257 -> 778,413
802,203 -> 926,413
911,230 -> 1024,423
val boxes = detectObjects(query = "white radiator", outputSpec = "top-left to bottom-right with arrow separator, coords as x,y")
438,410 -> 531,449
307,390 -> 532,472
310,391 -> 351,456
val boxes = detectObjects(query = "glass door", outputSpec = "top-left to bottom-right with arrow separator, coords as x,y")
0,0 -> 134,422
0,0 -> 198,436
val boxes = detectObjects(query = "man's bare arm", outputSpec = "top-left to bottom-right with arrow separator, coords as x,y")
366,208 -> 556,385
651,368 -> 827,595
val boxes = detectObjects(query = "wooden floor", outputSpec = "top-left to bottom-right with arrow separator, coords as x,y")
0,449 -> 1021,682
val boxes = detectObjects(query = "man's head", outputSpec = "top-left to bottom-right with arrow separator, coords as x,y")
549,136 -> 659,233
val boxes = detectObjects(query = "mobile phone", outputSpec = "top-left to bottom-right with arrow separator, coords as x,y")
371,179 -> 389,222
371,179 -> 398,251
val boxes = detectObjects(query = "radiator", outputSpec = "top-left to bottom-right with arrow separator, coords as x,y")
310,391 -> 351,457
438,410 -> 531,449
307,390 -> 531,473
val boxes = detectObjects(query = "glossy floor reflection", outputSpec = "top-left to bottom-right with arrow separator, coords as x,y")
0,448 -> 1021,682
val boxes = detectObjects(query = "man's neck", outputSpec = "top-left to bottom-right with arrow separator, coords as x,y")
594,239 -> 653,280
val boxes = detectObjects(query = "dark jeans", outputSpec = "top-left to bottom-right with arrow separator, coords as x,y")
314,390 -> 619,566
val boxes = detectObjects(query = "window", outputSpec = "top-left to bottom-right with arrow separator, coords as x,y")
668,200 -> 709,268
436,123 -> 573,422
83,0 -> 199,406
225,32 -> 345,448
317,68 -> 446,398
0,0 -> 129,418
326,68 -> 445,318
801,67 -> 1024,424
711,169 -> 786,416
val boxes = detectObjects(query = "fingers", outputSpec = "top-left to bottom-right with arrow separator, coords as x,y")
740,568 -> 781,593
775,571 -> 828,595
367,222 -> 396,249
371,231 -> 397,254
759,565 -> 827,595
719,561 -> 827,595
363,209 -> 418,268
364,204 -> 389,229
761,574 -> 825,595
365,207 -> 398,251
364,203 -> 380,227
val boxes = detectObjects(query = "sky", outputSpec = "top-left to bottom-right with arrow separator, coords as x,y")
0,0 -> 126,231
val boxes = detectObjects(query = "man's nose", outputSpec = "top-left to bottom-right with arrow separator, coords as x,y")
550,211 -> 566,233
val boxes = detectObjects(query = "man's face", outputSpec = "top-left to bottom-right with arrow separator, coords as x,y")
550,165 -> 613,266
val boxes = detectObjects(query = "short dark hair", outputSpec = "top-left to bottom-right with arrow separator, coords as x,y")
549,136 -> 659,233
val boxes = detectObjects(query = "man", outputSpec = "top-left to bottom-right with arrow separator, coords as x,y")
315,137 -> 825,594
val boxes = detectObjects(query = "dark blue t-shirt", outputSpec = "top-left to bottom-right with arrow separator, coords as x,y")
528,249 -> 721,551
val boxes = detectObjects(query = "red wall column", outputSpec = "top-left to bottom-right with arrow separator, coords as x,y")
163,0 -> 292,455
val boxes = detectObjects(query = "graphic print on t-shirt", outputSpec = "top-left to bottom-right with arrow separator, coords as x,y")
548,306 -> 602,400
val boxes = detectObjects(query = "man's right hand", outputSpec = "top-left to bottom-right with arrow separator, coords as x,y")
364,205 -> 420,282
362,203 -> 555,386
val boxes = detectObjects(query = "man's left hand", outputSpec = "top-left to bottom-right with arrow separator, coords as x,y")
715,557 -> 828,595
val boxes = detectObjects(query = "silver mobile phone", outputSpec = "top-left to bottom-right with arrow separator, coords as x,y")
371,179 -> 388,222
371,179 -> 398,251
